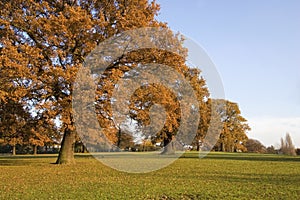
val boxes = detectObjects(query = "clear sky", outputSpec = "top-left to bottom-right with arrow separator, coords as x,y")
156,0 -> 300,147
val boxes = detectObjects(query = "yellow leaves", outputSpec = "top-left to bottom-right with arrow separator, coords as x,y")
7,137 -> 23,146
29,138 -> 44,146
128,83 -> 181,137
0,90 -> 8,103
0,0 -> 218,154
211,99 -> 250,152
28,128 -> 51,146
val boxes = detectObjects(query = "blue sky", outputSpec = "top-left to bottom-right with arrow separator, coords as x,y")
156,0 -> 300,147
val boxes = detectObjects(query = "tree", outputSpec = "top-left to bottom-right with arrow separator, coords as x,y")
280,133 -> 296,156
0,100 -> 29,155
117,132 -> 134,150
2,0 -> 197,163
124,67 -> 208,154
192,98 -> 225,151
266,145 -> 277,154
213,100 -> 250,152
245,139 -> 266,153
296,148 -> 300,156
26,114 -> 60,155
0,22 -> 32,155
73,5 -> 208,155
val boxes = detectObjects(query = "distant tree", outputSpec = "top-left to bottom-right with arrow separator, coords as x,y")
128,80 -> 207,155
192,98 -> 213,151
117,132 -> 135,150
280,133 -> 296,156
266,145 -> 277,154
213,100 -> 250,152
27,126 -> 56,155
295,148 -> 300,156
0,101 -> 30,155
245,139 -> 266,153
141,138 -> 155,152
0,50 -> 31,155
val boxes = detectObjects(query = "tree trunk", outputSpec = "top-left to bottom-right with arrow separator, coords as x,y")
56,129 -> 75,164
82,145 -> 88,153
221,142 -> 225,152
161,137 -> 175,155
116,127 -> 121,148
12,145 -> 16,156
196,141 -> 200,151
33,145 -> 37,155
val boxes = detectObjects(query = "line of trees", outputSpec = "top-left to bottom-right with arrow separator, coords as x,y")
0,100 -> 60,155
245,133 -> 298,156
0,0 -> 251,163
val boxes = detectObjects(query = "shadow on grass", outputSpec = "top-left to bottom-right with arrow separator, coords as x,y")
0,154 -> 98,166
1,152 -> 299,166
181,152 -> 300,162
0,154 -> 58,166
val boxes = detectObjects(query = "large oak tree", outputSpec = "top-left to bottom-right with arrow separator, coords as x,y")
1,0 -> 250,163
1,0 -> 207,163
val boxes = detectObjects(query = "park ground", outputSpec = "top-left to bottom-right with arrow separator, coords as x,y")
0,152 -> 299,199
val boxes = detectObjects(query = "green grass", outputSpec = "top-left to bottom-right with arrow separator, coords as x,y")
0,152 -> 300,199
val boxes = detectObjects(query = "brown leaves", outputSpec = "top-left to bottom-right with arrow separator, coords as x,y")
211,99 -> 250,152
0,0 -> 250,158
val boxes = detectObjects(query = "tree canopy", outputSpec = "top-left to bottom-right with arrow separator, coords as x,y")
213,100 -> 250,152
0,0 -> 251,162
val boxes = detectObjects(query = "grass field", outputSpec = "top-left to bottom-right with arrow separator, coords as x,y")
0,152 -> 299,199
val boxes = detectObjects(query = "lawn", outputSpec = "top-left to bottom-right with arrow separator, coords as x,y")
0,152 -> 299,199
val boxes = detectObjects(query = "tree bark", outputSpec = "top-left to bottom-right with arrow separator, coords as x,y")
12,145 -> 16,156
196,141 -> 200,151
161,137 -> 175,155
82,145 -> 88,153
33,145 -> 37,155
116,126 -> 121,148
56,129 -> 75,164
221,142 -> 225,152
